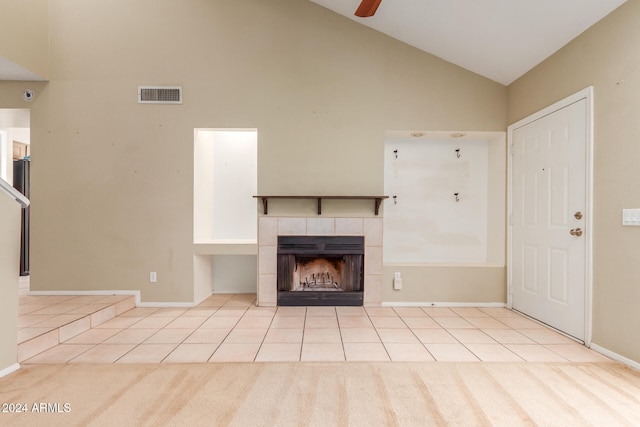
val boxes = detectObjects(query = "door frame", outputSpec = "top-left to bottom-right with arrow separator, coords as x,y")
507,86 -> 594,346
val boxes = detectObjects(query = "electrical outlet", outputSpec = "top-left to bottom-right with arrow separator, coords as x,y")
393,272 -> 402,290
149,272 -> 157,283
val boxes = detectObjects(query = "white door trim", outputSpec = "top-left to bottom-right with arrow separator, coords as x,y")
507,86 -> 594,347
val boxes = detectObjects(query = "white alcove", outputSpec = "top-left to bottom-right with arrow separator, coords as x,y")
383,131 -> 505,266
194,129 -> 257,243
193,129 -> 257,298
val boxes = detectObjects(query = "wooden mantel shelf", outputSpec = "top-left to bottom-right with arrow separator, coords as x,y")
253,195 -> 389,216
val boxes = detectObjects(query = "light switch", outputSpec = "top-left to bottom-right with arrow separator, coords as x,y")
622,209 -> 640,226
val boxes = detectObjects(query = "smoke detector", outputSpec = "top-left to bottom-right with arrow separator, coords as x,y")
23,89 -> 34,102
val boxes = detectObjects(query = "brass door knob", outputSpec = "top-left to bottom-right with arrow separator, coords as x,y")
570,228 -> 583,237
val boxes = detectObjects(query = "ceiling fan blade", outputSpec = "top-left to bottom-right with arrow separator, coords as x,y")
355,0 -> 382,18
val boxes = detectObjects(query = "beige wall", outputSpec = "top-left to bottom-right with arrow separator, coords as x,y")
383,266 -> 506,303
0,0 -> 506,303
0,0 -> 49,79
508,0 -> 640,362
0,192 -> 21,372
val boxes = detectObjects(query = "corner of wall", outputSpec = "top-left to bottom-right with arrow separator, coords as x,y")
0,195 -> 21,372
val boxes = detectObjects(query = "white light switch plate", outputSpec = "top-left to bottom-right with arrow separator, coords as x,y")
622,209 -> 640,226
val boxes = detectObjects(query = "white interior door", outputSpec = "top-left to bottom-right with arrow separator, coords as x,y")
510,93 -> 591,342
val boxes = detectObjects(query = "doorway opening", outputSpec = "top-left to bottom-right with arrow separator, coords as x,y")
0,109 -> 31,279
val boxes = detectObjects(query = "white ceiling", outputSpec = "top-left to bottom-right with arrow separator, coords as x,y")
0,57 -> 45,81
310,0 -> 627,85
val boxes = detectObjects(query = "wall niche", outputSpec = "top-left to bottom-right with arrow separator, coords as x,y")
383,132 -> 505,266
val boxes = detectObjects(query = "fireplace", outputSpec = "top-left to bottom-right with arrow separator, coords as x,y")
277,235 -> 364,306
257,216 -> 383,307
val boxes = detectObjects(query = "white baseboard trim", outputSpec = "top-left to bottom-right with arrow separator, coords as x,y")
0,363 -> 20,378
382,301 -> 507,308
590,343 -> 640,371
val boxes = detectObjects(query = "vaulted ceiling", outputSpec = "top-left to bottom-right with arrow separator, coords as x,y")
310,0 -> 627,85
0,1 -> 628,85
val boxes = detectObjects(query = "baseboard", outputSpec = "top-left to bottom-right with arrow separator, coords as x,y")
590,343 -> 640,371
0,363 -> 20,378
382,301 -> 507,308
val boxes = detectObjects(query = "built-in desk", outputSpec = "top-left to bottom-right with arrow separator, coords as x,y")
193,240 -> 257,255
193,241 -> 258,304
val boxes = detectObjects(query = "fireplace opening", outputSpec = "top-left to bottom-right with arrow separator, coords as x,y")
292,257 -> 343,291
277,236 -> 364,306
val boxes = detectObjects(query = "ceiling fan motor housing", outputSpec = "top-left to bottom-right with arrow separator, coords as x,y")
355,0 -> 382,17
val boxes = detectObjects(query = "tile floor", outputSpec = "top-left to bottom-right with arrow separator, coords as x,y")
19,291 -> 612,364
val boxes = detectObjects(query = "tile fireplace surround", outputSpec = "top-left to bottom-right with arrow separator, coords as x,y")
257,216 -> 383,307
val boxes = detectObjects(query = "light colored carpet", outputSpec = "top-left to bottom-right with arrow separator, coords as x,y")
1,362 -> 639,426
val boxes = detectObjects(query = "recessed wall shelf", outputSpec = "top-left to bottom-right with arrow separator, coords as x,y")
253,195 -> 389,215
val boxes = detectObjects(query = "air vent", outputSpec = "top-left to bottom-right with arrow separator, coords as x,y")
138,86 -> 182,104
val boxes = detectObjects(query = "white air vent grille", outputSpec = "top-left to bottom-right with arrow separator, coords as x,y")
138,86 -> 182,104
